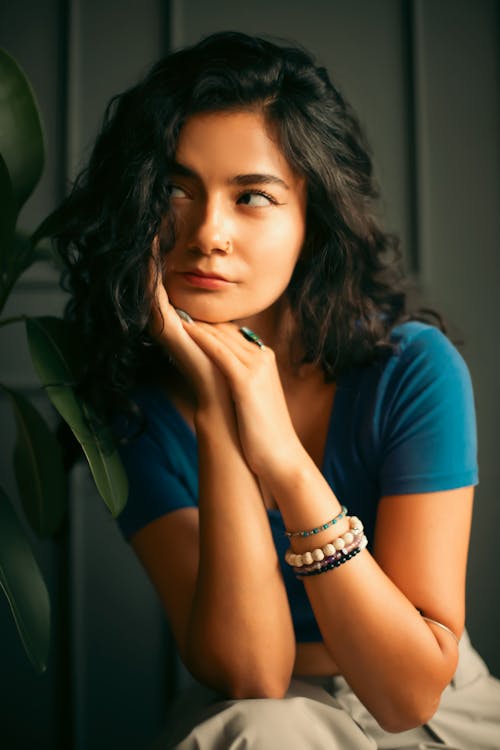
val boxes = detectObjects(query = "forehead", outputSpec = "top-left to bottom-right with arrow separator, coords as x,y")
175,110 -> 303,186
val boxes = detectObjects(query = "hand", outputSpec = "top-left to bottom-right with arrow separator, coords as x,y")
147,255 -> 229,407
180,321 -> 304,480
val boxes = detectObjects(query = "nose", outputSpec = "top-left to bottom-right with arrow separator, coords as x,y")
188,195 -> 233,256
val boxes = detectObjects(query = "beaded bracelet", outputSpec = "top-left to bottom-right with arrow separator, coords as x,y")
285,505 -> 348,538
291,530 -> 364,575
284,516 -> 363,568
286,527 -> 363,569
295,535 -> 368,580
292,532 -> 362,574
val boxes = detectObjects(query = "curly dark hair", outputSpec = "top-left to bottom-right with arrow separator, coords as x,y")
48,30 -> 438,419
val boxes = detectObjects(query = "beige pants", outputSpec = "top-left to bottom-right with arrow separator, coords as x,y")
154,631 -> 500,749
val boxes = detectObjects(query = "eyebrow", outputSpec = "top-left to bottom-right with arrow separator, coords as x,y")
169,161 -> 290,190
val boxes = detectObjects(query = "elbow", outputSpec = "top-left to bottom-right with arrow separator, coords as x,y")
375,691 -> 441,734
184,646 -> 291,700
227,675 -> 289,700
225,658 -> 292,700
377,642 -> 458,732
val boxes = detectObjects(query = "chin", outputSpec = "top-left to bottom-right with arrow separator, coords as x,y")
194,312 -> 235,324
168,287 -> 280,326
169,296 -> 242,324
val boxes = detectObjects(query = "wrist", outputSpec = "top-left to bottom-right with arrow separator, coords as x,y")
258,438 -> 313,491
262,448 -> 346,541
194,393 -> 236,434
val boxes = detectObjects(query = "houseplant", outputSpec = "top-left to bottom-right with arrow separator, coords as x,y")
0,48 -> 128,674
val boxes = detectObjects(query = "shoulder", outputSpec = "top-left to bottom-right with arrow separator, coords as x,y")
341,321 -> 471,399
384,321 -> 472,390
377,321 -> 476,451
389,320 -> 460,361
115,383 -> 196,475
116,383 -> 187,441
372,322 -> 478,494
114,384 -> 198,539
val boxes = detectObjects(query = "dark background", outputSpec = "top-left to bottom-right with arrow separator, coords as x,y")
1,1 -> 499,748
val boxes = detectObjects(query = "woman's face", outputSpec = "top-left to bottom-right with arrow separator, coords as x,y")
161,110 -> 307,325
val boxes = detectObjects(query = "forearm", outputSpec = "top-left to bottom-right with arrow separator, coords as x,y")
304,550 -> 457,730
185,401 -> 295,697
266,454 -> 458,730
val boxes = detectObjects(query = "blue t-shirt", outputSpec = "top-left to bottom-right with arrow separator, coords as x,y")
116,321 -> 478,641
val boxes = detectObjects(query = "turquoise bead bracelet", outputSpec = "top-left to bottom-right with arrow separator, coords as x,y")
284,505 -> 348,538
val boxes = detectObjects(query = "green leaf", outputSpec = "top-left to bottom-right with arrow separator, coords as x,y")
0,486 -> 50,674
0,47 -> 44,209
8,229 -> 36,271
25,316 -> 128,516
78,409 -> 129,519
0,151 -> 16,256
3,387 -> 67,537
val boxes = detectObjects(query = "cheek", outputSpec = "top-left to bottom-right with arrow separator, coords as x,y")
162,205 -> 193,247
254,214 -> 305,269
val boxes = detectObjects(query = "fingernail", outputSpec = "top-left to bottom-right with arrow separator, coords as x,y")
175,308 -> 193,324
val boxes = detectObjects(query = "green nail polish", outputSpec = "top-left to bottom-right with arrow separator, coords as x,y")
175,308 -> 193,323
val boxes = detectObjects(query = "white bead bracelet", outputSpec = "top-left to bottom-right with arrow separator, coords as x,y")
284,516 -> 364,568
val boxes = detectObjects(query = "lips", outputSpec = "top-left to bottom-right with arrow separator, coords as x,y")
184,269 -> 229,281
180,269 -> 234,290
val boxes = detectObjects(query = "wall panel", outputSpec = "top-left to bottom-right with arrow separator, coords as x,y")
413,0 -> 500,673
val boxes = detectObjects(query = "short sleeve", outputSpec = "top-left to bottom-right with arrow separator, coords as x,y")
378,325 -> 478,496
115,391 -> 198,540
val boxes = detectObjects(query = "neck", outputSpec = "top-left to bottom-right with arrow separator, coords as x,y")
234,297 -> 296,365
235,298 -> 324,385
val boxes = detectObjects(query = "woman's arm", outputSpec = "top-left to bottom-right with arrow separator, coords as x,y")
268,454 -> 471,732
184,320 -> 472,731
186,398 -> 295,697
132,398 -> 295,698
133,272 -> 295,697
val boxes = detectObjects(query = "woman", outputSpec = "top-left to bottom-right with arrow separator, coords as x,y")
54,31 -> 500,749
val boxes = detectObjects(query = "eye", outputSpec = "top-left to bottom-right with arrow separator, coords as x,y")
237,190 -> 277,207
167,184 -> 190,199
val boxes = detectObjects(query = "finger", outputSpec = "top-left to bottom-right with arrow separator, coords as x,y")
181,321 -> 250,379
190,322 -> 267,366
198,322 -> 271,364
182,322 -> 276,401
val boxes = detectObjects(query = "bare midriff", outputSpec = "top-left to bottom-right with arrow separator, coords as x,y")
293,641 -> 340,676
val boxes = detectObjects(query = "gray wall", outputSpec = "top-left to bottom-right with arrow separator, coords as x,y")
1,1 -> 499,748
